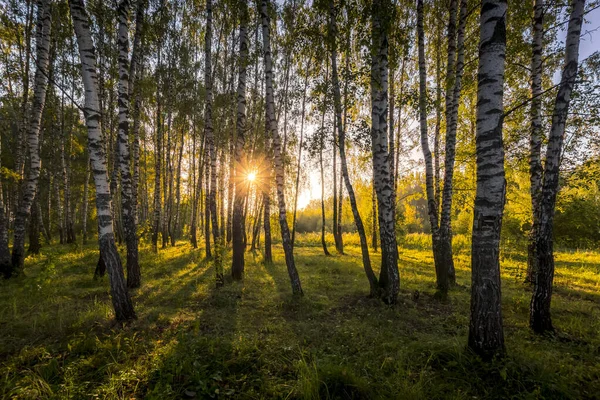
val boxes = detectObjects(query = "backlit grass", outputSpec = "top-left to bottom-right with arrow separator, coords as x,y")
0,234 -> 598,399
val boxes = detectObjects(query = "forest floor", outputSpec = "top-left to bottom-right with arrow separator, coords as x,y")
0,235 -> 599,399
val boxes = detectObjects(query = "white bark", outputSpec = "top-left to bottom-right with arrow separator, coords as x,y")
70,0 -> 136,321
469,0 -> 507,358
530,0 -> 585,333
261,0 -> 303,296
371,0 -> 399,304
11,0 -> 52,274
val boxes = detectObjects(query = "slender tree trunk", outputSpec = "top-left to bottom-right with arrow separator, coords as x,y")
261,0 -> 302,295
468,0 -> 507,358
417,0 -> 445,294
28,195 -> 41,254
0,152 -> 10,273
263,191 -> 272,263
291,60 -> 309,247
232,0 -> 249,280
439,0 -> 467,285
330,0 -> 378,295
332,118 -> 342,254
205,0 -> 222,286
82,159 -> 90,244
371,0 -> 399,304
526,0 -> 544,284
434,19 -> 443,209
10,0 -> 52,276
117,0 -> 140,289
70,0 -> 136,321
173,127 -> 184,243
319,134 -> 331,257
151,49 -> 162,253
129,0 -> 145,226
530,0 -> 584,334
55,173 -> 64,244
251,199 -> 263,252
162,113 -> 172,248
371,185 -> 378,252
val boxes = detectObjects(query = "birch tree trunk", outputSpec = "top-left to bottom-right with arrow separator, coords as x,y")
82,159 -> 90,244
526,0 -> 544,284
129,0 -> 146,226
330,0 -> 378,295
320,128 -> 331,256
117,0 -> 140,289
530,0 -> 585,334
0,137 -> 10,276
261,0 -> 303,296
152,48 -> 162,253
70,0 -> 136,321
291,60 -> 309,247
371,0 -> 399,304
468,0 -> 507,358
10,0 -> 52,275
439,0 -> 467,285
417,0 -> 445,294
231,0 -> 249,280
205,0 -> 222,286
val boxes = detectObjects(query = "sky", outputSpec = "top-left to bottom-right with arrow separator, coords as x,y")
295,6 -> 600,210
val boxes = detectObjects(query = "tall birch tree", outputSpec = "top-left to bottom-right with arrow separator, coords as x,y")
261,0 -> 303,296
469,0 -> 507,358
69,0 -> 136,321
371,0 -> 399,304
10,0 -> 52,275
530,0 -> 585,334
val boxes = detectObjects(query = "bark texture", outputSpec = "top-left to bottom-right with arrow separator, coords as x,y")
530,0 -> 585,334
261,0 -> 303,296
70,0 -> 136,321
231,0 -> 249,280
526,0 -> 544,283
10,0 -> 52,275
117,0 -> 140,289
371,0 -> 399,304
417,0 -> 445,293
468,0 -> 507,358
205,0 -> 223,287
330,0 -> 378,296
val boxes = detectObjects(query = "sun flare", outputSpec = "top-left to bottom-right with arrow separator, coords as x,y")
247,172 -> 257,182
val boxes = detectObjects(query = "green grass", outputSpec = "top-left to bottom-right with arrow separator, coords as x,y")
0,234 -> 599,399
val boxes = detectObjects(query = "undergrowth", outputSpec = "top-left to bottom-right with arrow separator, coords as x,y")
0,234 -> 598,399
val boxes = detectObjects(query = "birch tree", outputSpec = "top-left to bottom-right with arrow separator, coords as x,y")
10,0 -> 52,275
526,0 -> 545,283
261,0 -> 303,296
117,0 -> 140,289
417,0 -> 445,293
530,0 -> 585,334
371,0 -> 399,304
205,0 -> 222,286
69,0 -> 136,321
439,0 -> 467,285
469,0 -> 507,358
329,0 -> 378,296
232,0 -> 249,281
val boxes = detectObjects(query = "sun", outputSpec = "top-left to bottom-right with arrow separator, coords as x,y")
247,172 -> 257,182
